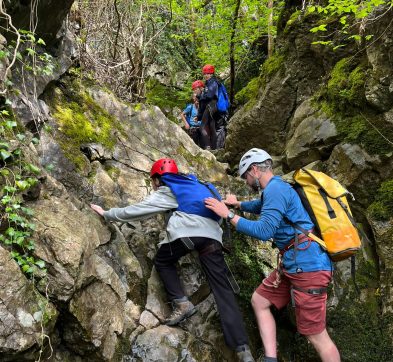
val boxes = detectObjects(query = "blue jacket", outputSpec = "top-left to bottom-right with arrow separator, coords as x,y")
183,104 -> 201,127
236,176 -> 332,273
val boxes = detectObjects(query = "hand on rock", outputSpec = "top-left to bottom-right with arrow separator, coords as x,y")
90,204 -> 105,216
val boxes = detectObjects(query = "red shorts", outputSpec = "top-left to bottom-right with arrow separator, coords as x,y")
255,269 -> 332,335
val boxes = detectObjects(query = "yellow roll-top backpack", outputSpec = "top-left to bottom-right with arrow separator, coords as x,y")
287,168 -> 361,262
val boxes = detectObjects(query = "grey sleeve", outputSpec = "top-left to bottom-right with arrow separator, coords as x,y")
103,187 -> 178,222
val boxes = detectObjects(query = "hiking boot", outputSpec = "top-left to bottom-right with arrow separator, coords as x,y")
236,345 -> 255,362
165,299 -> 197,326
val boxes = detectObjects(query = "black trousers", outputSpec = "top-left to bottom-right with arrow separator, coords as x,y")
187,127 -> 201,147
199,100 -> 218,149
154,237 -> 249,349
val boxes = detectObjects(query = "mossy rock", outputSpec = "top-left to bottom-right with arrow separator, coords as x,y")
44,75 -> 125,170
313,56 -> 393,156
325,58 -> 367,111
367,179 -> 393,221
235,52 -> 285,112
234,76 -> 261,107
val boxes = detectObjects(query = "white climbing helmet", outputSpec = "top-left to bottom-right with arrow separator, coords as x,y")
238,148 -> 272,178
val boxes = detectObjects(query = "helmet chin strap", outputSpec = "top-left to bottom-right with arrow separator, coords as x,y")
255,177 -> 261,189
249,170 -> 261,192
250,177 -> 260,192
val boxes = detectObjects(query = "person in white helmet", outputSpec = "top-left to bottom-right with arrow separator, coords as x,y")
205,148 -> 340,362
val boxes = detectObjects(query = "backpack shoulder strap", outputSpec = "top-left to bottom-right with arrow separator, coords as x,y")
283,216 -> 327,249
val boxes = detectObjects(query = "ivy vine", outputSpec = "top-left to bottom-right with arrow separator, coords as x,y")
0,29 -> 54,276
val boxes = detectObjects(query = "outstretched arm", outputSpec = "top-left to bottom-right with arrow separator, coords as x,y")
90,187 -> 178,223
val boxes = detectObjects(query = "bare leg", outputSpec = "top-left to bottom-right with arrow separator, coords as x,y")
307,329 -> 340,362
251,292 -> 277,358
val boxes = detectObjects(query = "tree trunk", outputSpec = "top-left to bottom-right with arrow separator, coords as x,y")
268,0 -> 274,58
229,0 -> 242,108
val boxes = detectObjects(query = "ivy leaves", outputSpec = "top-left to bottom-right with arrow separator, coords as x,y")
0,106 -> 46,277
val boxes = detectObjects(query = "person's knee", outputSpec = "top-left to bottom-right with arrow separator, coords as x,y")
251,291 -> 271,311
306,329 -> 331,349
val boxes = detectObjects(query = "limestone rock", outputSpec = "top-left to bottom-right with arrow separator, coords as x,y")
0,246 -> 57,356
32,197 -> 110,300
65,281 -> 125,360
145,268 -> 171,322
285,111 -> 338,170
130,325 -> 224,362
139,311 -> 159,329
365,8 -> 393,112
326,143 -> 384,207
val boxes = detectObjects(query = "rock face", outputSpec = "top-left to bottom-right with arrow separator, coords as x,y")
0,42 -> 240,360
3,0 -> 75,45
225,11 -> 356,164
2,2 -> 393,362
224,5 -> 393,362
0,246 -> 57,357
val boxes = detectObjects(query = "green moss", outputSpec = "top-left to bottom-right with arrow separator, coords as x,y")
105,165 -> 121,180
226,233 -> 267,300
235,53 -> 284,111
54,96 -> 117,148
368,180 -> 393,220
134,103 -> 143,112
328,295 -> 391,361
285,10 -> 301,29
260,53 -> 285,78
313,57 -> 393,156
326,58 -> 367,111
176,144 -> 216,170
234,76 -> 261,106
36,295 -> 57,327
47,77 -> 124,170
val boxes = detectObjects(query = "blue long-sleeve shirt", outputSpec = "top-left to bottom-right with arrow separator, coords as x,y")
237,176 -> 332,273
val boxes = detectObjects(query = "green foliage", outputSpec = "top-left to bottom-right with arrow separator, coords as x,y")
305,0 -> 389,49
7,30 -> 55,78
368,180 -> 393,220
0,107 -> 46,277
192,0 -> 283,70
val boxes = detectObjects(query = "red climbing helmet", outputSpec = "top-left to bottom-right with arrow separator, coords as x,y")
192,80 -> 205,89
150,158 -> 179,177
202,64 -> 215,74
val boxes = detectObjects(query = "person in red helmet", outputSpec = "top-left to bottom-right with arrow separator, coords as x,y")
91,158 -> 254,362
195,64 -> 220,150
191,79 -> 205,89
